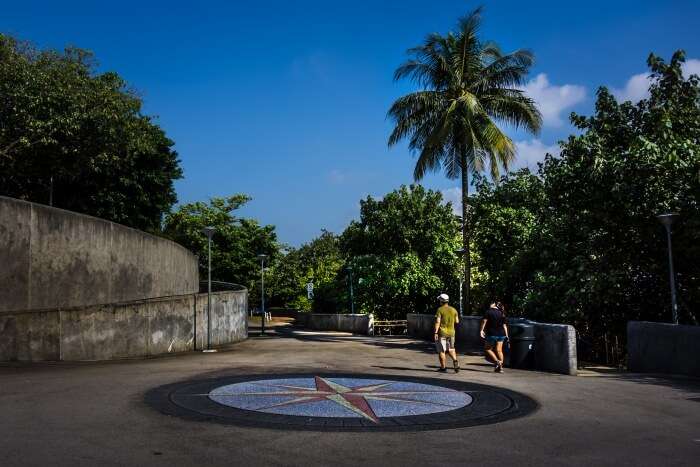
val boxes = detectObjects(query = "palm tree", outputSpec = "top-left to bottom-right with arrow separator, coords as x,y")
388,7 -> 541,314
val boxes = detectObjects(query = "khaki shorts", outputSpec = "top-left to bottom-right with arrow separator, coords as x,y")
436,335 -> 455,353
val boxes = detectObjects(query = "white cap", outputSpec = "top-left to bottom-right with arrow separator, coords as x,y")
437,293 -> 449,302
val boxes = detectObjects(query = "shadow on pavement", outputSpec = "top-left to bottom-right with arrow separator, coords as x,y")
371,365 -> 484,374
581,366 -> 700,401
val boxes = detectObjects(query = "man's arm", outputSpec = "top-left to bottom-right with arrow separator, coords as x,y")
434,316 -> 441,341
479,319 -> 487,339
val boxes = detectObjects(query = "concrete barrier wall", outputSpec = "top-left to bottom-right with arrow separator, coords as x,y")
627,321 -> 700,377
0,289 -> 247,362
533,323 -> 577,376
407,314 -> 482,350
0,196 -> 199,313
407,313 -> 577,375
307,314 -> 374,335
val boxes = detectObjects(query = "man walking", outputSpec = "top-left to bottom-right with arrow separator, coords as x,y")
434,293 -> 460,373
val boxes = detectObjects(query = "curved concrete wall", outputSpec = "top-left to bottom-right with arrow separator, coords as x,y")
0,289 -> 247,361
0,196 -> 199,313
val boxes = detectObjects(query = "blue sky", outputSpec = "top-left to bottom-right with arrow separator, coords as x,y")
3,1 -> 699,245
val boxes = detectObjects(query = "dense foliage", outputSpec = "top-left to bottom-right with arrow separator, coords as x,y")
340,185 -> 462,319
470,169 -> 545,312
266,230 -> 344,311
470,51 -> 700,353
0,35 -> 181,232
162,195 -> 278,305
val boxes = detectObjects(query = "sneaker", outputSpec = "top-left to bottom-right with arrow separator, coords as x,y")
437,367 -> 447,373
495,363 -> 503,373
453,361 -> 460,373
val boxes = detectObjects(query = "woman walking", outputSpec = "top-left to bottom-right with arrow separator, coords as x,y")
480,302 -> 509,372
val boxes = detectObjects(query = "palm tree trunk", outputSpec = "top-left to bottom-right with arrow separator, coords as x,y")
460,153 -> 471,315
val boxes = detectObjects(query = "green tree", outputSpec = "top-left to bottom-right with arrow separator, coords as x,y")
470,169 -> 545,311
0,35 -> 181,232
387,8 -> 541,313
162,195 -> 278,305
530,50 -> 700,341
266,230 -> 345,311
340,185 -> 461,319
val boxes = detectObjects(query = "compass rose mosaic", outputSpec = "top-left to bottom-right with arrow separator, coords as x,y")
146,373 -> 537,432
209,376 -> 472,423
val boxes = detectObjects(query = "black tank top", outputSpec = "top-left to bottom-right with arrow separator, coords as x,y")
483,307 -> 506,337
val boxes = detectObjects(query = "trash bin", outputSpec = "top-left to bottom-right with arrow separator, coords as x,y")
507,322 -> 535,369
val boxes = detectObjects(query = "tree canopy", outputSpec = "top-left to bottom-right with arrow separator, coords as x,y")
340,185 -> 461,318
163,195 -> 278,304
469,51 -> 700,355
0,34 -> 181,232
266,230 -> 345,311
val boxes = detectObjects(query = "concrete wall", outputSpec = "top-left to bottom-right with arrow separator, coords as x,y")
533,323 -> 577,376
0,289 -> 247,362
627,321 -> 700,377
407,313 -> 577,375
307,314 -> 374,335
0,196 -> 199,313
407,314 -> 482,351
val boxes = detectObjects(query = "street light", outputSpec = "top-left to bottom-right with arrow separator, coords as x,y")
657,213 -> 680,324
347,265 -> 355,314
455,248 -> 464,316
257,254 -> 268,335
201,226 -> 216,352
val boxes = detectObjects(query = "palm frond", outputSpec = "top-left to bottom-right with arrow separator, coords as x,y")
481,88 -> 542,133
387,91 -> 447,147
388,6 -> 540,182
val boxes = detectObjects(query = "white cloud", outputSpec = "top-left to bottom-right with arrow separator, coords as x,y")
611,72 -> 652,103
521,73 -> 586,127
683,58 -> 700,78
513,139 -> 561,170
612,58 -> 700,103
441,187 -> 462,216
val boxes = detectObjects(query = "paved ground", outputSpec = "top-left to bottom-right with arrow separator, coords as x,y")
1,320 -> 699,466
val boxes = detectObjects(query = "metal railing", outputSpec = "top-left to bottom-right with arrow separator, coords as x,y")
198,281 -> 246,293
372,319 -> 408,336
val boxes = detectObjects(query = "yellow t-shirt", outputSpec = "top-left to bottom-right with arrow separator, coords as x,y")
435,304 -> 458,337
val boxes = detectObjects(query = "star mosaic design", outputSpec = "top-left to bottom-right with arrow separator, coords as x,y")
209,376 -> 471,423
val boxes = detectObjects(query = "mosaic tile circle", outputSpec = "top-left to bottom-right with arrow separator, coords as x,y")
209,376 -> 473,423
146,373 -> 538,432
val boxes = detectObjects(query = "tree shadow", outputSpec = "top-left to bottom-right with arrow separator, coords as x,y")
582,367 -> 700,402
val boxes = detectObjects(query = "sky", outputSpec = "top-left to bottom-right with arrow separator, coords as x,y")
2,1 -> 699,245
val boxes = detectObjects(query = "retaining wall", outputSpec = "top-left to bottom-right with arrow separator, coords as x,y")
627,321 -> 700,377
0,196 -> 199,313
407,313 -> 577,375
306,313 -> 374,335
0,289 -> 247,362
407,314 -> 482,350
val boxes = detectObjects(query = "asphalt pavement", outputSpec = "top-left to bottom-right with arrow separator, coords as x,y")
1,320 -> 698,466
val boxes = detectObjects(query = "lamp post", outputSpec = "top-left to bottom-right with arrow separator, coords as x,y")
657,213 -> 679,324
455,248 -> 464,316
202,226 -> 216,352
257,254 -> 268,335
347,265 -> 355,314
